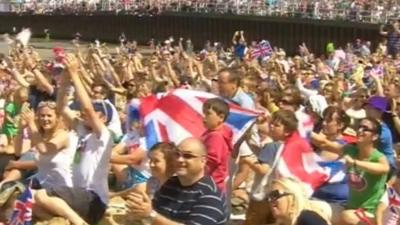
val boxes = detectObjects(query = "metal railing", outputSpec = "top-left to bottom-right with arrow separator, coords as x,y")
6,0 -> 400,24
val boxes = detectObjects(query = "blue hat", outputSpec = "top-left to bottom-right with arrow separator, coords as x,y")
367,96 -> 388,113
69,101 -> 114,124
92,101 -> 113,124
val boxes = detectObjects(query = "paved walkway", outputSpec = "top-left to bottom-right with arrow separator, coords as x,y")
0,38 -> 153,58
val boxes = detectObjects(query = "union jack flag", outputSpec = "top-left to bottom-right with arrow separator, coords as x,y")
273,132 -> 329,196
127,89 -> 259,149
388,187 -> 400,214
9,187 -> 33,225
129,89 -> 341,195
250,40 -> 273,59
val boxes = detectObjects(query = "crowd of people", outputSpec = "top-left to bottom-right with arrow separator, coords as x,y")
4,0 -> 400,24
0,20 -> 400,225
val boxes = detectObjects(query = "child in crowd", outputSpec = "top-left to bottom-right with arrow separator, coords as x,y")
110,117 -> 150,195
201,97 -> 233,192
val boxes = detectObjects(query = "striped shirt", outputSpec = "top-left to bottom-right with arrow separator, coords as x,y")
153,176 -> 227,225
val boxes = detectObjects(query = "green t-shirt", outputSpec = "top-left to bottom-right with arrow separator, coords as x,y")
344,144 -> 387,213
1,102 -> 20,138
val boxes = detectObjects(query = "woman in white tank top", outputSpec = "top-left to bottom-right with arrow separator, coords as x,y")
19,101 -> 78,189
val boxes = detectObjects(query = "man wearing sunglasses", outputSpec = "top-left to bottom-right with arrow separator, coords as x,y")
127,137 -> 227,225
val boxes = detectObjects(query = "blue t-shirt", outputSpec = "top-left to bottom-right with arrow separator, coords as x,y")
258,142 -> 281,166
231,88 -> 255,110
234,43 -> 246,59
379,122 -> 396,169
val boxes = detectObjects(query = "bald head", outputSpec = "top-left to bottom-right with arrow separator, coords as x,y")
178,137 -> 207,156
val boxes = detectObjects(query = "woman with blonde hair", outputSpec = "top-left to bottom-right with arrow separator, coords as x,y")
22,101 -> 78,189
267,177 -> 331,225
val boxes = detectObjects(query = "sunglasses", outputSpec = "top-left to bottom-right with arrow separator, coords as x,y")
173,150 -> 204,160
266,190 -> 292,202
358,125 -> 376,133
37,101 -> 57,109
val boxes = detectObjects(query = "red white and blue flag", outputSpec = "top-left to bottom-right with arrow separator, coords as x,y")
127,89 -> 259,149
128,89 -> 340,195
271,132 -> 329,196
9,187 -> 33,225
250,40 -> 273,59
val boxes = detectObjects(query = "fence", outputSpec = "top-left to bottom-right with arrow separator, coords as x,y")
5,0 -> 400,24
0,12 -> 381,56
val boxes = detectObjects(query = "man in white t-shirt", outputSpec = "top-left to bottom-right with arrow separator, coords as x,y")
90,83 -> 123,138
31,55 -> 114,225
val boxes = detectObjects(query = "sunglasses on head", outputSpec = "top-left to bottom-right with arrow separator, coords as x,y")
266,190 -> 292,202
37,101 -> 57,109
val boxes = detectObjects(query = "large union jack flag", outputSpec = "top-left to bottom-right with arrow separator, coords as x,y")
127,89 -> 259,149
127,89 -> 339,195
9,187 -> 33,225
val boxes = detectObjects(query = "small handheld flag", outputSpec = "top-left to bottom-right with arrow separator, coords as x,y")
8,186 -> 33,225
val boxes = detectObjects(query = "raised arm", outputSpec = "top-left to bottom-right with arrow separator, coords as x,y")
32,68 -> 54,94
24,53 -> 54,94
232,31 -> 239,45
65,54 -> 106,136
239,30 -> 245,43
56,71 -> 77,128
295,77 -> 318,98
9,68 -> 30,88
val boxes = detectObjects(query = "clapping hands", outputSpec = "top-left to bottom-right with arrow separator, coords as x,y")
19,103 -> 34,127
126,191 -> 153,220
